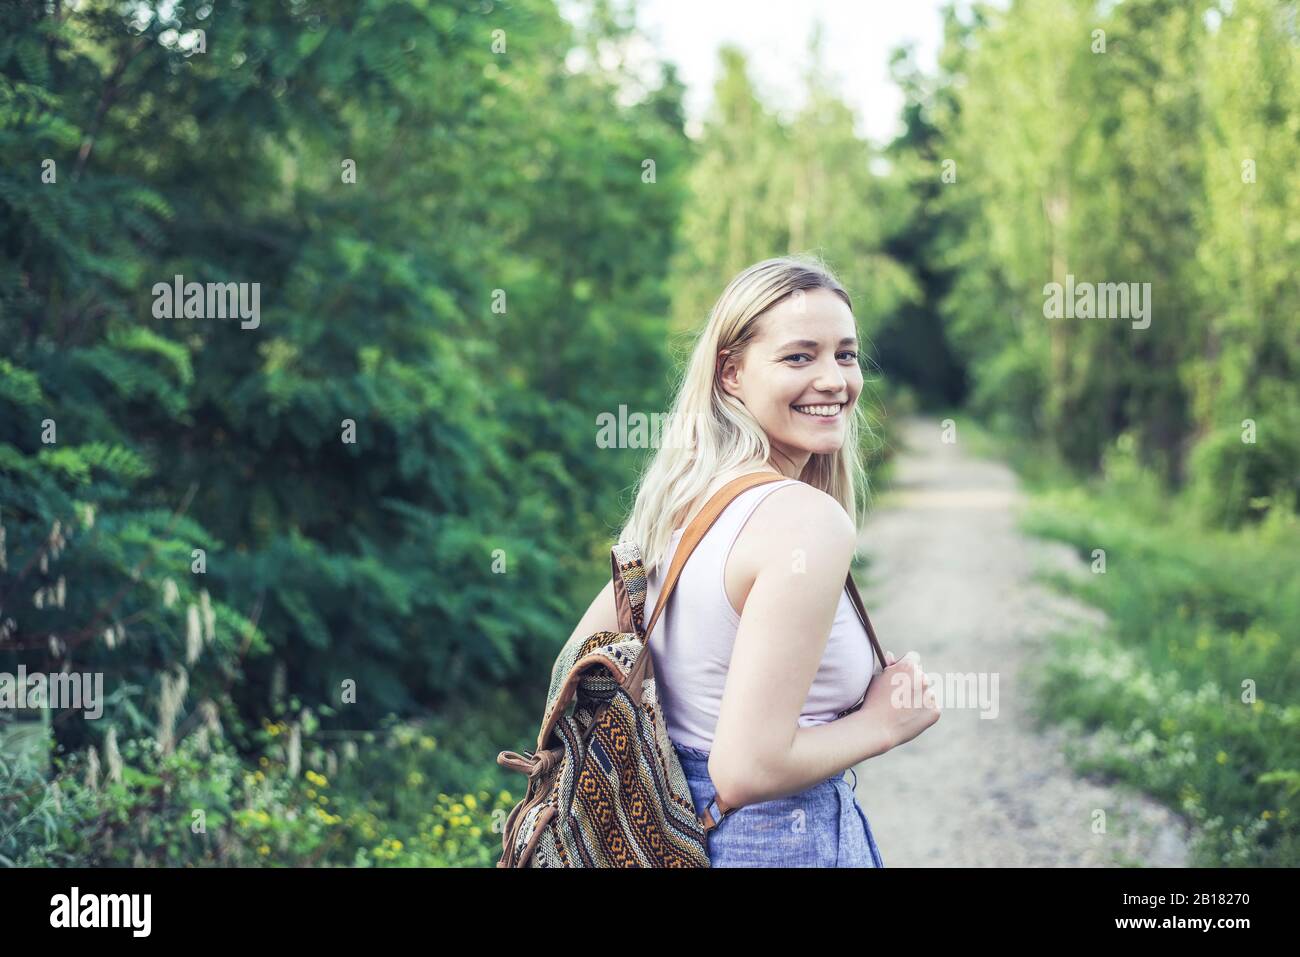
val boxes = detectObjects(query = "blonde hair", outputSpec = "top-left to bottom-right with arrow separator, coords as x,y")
617,254 -> 874,575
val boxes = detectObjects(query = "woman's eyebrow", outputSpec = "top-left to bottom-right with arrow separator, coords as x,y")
774,337 -> 859,351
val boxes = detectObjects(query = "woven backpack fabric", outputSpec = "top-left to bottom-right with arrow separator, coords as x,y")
494,471 -> 888,867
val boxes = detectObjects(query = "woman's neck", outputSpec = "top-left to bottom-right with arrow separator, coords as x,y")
767,447 -> 809,479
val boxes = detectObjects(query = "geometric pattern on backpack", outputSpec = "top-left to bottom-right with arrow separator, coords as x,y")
495,539 -> 710,867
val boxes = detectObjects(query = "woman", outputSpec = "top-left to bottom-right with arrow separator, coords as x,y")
567,255 -> 941,866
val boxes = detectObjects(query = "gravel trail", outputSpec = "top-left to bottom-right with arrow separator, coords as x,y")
851,416 -> 1191,867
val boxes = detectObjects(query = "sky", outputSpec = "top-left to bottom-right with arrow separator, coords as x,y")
562,0 -> 954,146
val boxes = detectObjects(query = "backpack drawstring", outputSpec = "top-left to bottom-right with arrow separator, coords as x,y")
497,746 -> 563,778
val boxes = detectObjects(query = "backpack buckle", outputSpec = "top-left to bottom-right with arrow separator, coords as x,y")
703,795 -> 732,830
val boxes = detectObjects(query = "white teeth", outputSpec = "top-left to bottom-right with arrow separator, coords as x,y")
792,404 -> 842,417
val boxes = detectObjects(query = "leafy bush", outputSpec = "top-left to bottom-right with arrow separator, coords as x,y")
1186,405 -> 1300,530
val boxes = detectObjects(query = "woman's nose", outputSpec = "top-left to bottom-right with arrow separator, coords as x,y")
813,359 -> 847,390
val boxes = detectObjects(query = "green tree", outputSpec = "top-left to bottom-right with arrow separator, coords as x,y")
0,0 -> 692,761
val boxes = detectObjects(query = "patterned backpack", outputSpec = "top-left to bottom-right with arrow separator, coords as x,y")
494,471 -> 888,867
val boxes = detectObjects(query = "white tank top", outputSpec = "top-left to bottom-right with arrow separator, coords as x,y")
641,478 -> 881,752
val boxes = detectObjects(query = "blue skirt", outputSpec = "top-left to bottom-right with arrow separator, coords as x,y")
672,740 -> 884,868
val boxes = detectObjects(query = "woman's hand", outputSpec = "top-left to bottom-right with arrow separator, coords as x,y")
861,649 -> 941,753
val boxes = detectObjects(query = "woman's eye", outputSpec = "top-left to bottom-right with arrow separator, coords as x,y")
783,351 -> 859,363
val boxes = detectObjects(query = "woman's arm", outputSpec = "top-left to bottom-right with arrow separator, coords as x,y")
707,483 -> 897,808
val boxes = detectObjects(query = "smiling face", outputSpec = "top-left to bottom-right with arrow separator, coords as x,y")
718,287 -> 862,477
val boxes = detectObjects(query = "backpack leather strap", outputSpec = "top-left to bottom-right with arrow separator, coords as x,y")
838,574 -> 887,716
618,470 -> 787,716
641,470 -> 789,646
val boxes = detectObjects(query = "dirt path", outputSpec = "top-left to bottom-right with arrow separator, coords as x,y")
851,416 -> 1191,867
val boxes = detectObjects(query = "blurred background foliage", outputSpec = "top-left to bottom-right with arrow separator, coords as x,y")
0,0 -> 1296,866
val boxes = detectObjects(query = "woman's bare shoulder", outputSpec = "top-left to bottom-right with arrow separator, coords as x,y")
755,480 -> 855,532
736,481 -> 856,571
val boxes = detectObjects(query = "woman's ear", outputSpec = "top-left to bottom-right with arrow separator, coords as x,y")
717,349 -> 742,401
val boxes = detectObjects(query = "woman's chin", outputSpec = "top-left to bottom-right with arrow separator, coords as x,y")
786,435 -> 845,456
